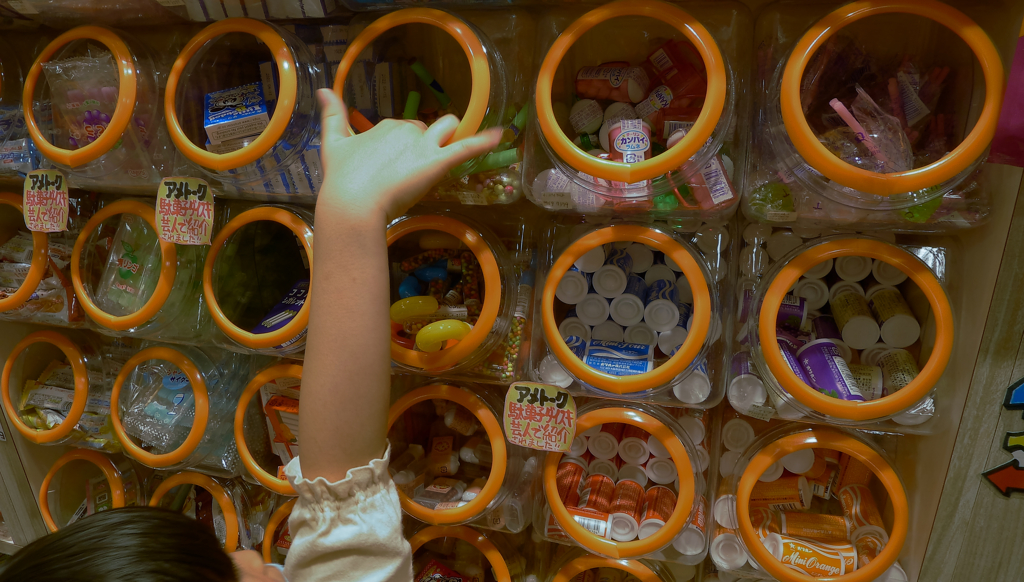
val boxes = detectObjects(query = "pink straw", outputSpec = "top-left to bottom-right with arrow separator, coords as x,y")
829,98 -> 890,165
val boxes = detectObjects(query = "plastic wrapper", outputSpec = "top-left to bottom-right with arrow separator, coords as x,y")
742,0 -> 1015,232
388,378 -> 539,533
38,450 -> 144,532
711,423 -> 908,582
26,26 -> 172,193
388,213 -> 532,383
0,37 -> 32,179
735,227 -> 957,433
522,0 -> 748,219
166,20 -> 326,200
148,471 -> 261,552
406,521 -> 528,582
529,219 -> 731,407
339,8 -> 533,206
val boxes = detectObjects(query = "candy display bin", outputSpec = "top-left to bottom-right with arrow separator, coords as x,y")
23,25 -> 173,193
387,378 -> 539,534
36,448 -> 145,531
522,0 -> 749,219
234,360 -> 303,496
546,546 -> 692,582
336,7 -> 533,206
406,521 -> 529,582
387,212 -> 533,383
165,18 -> 325,200
742,0 -> 1018,232
0,37 -> 30,181
711,423 -> 909,582
529,219 -> 733,407
147,471 -> 258,551
736,228 -> 959,434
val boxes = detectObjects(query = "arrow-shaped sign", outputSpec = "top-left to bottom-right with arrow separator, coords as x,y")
985,377 -> 1024,496
984,459 -> 1024,497
1005,376 -> 1024,409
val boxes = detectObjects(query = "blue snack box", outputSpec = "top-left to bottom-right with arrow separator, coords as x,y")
204,82 -> 271,144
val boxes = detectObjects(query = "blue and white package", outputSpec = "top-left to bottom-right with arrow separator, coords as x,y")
609,274 -> 647,327
252,279 -> 309,350
565,335 -> 587,359
593,247 -> 634,298
204,82 -> 270,144
604,247 -> 634,275
644,279 -> 681,333
583,339 -> 655,377
645,279 -> 678,305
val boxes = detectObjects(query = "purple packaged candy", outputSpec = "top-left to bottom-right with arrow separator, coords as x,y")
811,315 -> 852,362
796,339 -> 865,402
777,293 -> 807,331
778,338 -> 813,386
732,350 -> 754,377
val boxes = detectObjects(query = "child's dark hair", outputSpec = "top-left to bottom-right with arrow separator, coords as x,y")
0,506 -> 238,582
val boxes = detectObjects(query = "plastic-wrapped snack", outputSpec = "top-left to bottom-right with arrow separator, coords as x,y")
19,359 -> 120,452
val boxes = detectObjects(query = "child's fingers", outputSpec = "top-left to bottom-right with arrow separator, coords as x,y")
317,88 -> 351,139
423,114 -> 461,146
437,127 -> 503,169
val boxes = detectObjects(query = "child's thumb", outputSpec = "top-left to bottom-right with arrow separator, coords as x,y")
317,88 -> 351,139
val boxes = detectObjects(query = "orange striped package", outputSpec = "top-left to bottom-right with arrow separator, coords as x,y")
749,476 -> 812,511
639,485 -> 676,532
750,507 -> 780,540
779,511 -> 851,542
557,459 -> 587,507
545,506 -> 613,542
693,495 -> 708,537
838,484 -> 885,532
854,530 -> 886,567
765,534 -> 857,577
817,448 -> 840,465
836,454 -> 874,490
809,465 -> 839,499
578,474 -> 616,514
798,452 -> 829,479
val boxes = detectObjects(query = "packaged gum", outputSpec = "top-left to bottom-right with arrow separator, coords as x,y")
779,511 -> 851,542
839,483 -> 885,531
836,454 -> 874,490
750,475 -> 811,511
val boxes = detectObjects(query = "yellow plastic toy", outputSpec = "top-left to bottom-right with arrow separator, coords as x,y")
415,320 -> 473,352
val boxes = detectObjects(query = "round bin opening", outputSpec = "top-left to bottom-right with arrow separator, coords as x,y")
408,525 -> 513,582
0,196 -> 51,313
39,450 -> 140,532
543,406 -> 696,559
534,0 -> 731,208
777,1 -> 1003,200
262,498 -> 295,564
755,237 -> 952,424
734,428 -> 908,582
553,555 -> 667,582
212,219 -> 310,342
386,384 -> 508,526
235,363 -> 302,496
541,225 -> 716,399
148,472 -> 240,552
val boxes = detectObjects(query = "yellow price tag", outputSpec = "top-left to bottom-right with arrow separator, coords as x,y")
156,177 -> 214,245
23,169 -> 68,232
504,382 -> 576,453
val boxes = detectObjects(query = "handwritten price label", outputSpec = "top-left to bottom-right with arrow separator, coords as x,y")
503,382 -> 576,453
156,177 -> 214,245
23,170 -> 68,232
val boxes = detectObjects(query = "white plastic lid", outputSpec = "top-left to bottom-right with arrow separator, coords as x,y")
569,99 -> 603,135
713,494 -> 738,529
576,294 -> 610,327
575,246 -> 606,273
677,415 -> 705,446
672,370 -> 711,404
592,320 -> 625,342
626,243 -> 654,274
588,433 -> 620,460
610,513 -> 639,542
617,464 -> 649,487
644,264 -> 676,287
593,264 -> 628,298
758,461 -> 784,482
728,375 -> 767,413
645,457 -> 677,484
793,278 -> 829,311
638,518 -> 665,540
860,343 -> 892,367
672,525 -> 706,554
803,257 -> 834,280
742,223 -> 772,246
829,280 -> 866,303
695,445 -> 709,473
581,424 -> 602,438
618,437 -> 650,466
873,259 -> 908,286
645,299 -> 680,333
676,274 -> 693,304
556,270 -> 591,305
658,326 -> 688,356
648,435 -> 671,458
694,226 -> 729,255
664,254 -> 682,272
740,245 -> 769,278
762,532 -> 783,560
884,562 -> 909,582
781,448 -> 816,475
623,323 -> 657,346
879,316 -> 921,349
610,294 -> 645,327
558,317 -> 591,342
722,419 -> 756,452
766,230 -> 802,261
719,450 -> 742,479
569,435 -> 589,457
539,354 -> 574,388
710,532 -> 747,570
842,315 -> 882,350
589,458 -> 618,481
835,255 -> 874,282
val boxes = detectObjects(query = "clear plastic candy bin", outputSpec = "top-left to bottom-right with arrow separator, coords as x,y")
108,342 -> 262,478
407,522 -> 529,582
387,379 -> 539,534
743,0 -> 1015,232
736,228 -> 957,434
71,196 -> 209,341
148,471 -> 259,552
23,26 -> 173,193
711,423 -> 909,582
336,7 -> 533,205
547,547 -> 694,582
387,213 -> 534,383
165,19 -> 325,199
523,0 -> 749,217
37,449 -> 143,532
530,220 -> 732,407
204,203 -> 313,356
1,330 -> 140,452
0,38 -> 31,179
234,361 -> 303,496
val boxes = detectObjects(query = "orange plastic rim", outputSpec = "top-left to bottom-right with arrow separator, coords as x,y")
409,525 -> 512,582
235,363 -> 302,496
204,206 -> 313,350
386,384 -> 507,525
386,216 -> 501,371
554,555 -> 661,582
150,471 -> 239,552
543,408 -> 695,558
0,193 -> 47,311
780,0 -> 1004,196
39,449 -> 125,532
165,19 -> 298,173
542,225 -> 710,394
736,429 -> 908,582
70,199 -> 177,331
109,347 -> 209,468
23,26 -> 137,168
1,331 -> 90,444
262,498 -> 296,563
334,8 -> 490,144
758,239 -> 953,421
536,0 -> 726,184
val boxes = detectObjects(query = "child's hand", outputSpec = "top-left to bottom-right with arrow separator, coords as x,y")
316,88 -> 502,222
